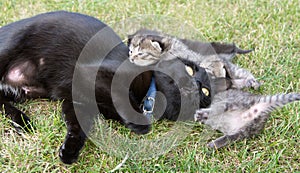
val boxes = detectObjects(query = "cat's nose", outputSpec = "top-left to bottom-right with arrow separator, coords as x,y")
129,58 -> 134,63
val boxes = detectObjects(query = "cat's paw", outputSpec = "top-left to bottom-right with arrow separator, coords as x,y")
11,112 -> 35,133
59,133 -> 85,164
59,143 -> 79,164
126,122 -> 151,135
246,78 -> 261,90
207,135 -> 234,149
207,141 -> 217,149
194,109 -> 210,123
232,77 -> 261,90
207,139 -> 225,149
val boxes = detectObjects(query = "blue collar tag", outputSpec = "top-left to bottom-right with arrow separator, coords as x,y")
142,76 -> 156,119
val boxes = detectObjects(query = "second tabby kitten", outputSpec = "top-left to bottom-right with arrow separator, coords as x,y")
195,90 -> 300,149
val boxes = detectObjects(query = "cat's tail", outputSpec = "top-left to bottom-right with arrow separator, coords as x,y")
258,93 -> 300,113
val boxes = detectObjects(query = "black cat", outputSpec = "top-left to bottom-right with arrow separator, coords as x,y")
0,11 -> 241,164
0,11 -> 206,164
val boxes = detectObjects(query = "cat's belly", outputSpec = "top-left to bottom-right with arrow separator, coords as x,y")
3,59 -> 48,99
207,111 -> 249,135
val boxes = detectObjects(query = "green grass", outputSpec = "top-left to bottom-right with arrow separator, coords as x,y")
0,0 -> 299,172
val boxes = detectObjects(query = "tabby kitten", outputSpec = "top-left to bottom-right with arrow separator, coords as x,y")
128,33 -> 260,90
194,89 -> 300,149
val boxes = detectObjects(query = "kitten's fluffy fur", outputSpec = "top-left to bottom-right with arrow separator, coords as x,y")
195,90 -> 300,148
128,30 -> 299,149
128,31 -> 260,91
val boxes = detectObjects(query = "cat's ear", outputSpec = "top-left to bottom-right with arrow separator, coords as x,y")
147,35 -> 168,50
127,34 -> 133,46
150,41 -> 162,52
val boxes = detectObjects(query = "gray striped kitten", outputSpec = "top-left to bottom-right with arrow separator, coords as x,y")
194,89 -> 300,149
128,33 -> 260,90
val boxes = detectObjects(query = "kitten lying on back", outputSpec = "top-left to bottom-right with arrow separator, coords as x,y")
194,89 -> 300,148
128,31 -> 260,90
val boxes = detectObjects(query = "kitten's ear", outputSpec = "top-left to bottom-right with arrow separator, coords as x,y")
148,35 -> 168,50
150,41 -> 162,52
127,34 -> 133,46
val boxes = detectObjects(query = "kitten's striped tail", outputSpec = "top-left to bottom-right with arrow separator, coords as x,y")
258,93 -> 300,113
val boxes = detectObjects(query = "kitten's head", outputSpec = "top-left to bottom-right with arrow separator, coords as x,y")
128,34 -> 165,66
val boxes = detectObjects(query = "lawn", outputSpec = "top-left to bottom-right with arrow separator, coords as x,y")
0,0 -> 299,172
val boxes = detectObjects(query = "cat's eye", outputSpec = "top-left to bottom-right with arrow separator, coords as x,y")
185,65 -> 194,76
138,52 -> 144,56
202,88 -> 210,96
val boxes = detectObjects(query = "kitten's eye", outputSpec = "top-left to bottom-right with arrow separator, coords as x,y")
185,65 -> 194,76
138,52 -> 144,56
202,88 -> 210,96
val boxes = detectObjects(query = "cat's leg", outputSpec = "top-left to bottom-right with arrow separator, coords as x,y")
194,100 -> 234,123
194,102 -> 232,123
207,133 -> 241,149
195,108 -> 243,149
0,84 -> 33,132
59,101 -> 95,164
0,99 -> 33,132
224,61 -> 261,90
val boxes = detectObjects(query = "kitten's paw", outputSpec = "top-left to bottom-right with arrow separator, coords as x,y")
207,141 -> 217,149
246,78 -> 261,90
232,77 -> 261,90
194,109 -> 210,123
207,140 -> 225,149
208,135 -> 234,149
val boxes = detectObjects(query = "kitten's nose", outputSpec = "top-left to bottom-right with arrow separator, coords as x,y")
129,57 -> 134,63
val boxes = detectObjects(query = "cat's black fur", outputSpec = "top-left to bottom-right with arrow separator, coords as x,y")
0,11 -> 219,164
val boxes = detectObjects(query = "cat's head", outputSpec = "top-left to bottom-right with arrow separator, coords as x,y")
154,57 -> 212,114
128,34 -> 167,66
179,58 -> 212,108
